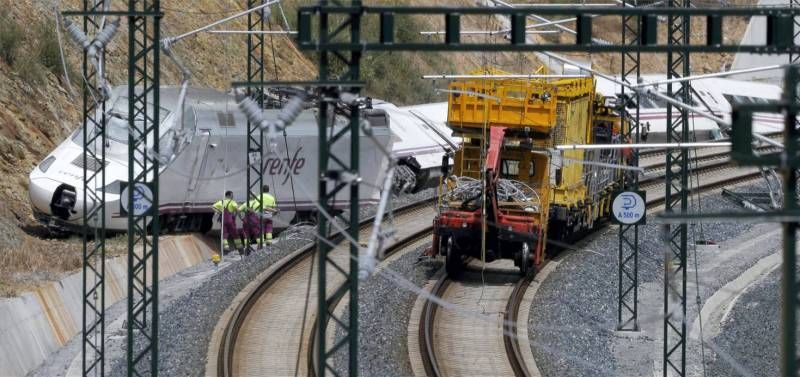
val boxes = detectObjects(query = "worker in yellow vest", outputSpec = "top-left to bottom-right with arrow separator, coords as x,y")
260,185 -> 278,245
238,196 -> 263,252
212,190 -> 246,254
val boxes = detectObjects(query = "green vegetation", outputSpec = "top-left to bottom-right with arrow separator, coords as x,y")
0,12 -> 23,65
0,10 -> 71,85
36,22 -> 63,76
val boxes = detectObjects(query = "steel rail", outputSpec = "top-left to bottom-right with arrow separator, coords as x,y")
217,197 -> 436,377
417,154 -> 767,377
503,273 -> 535,377
419,265 -> 533,377
419,273 -> 449,377
307,226 -> 435,377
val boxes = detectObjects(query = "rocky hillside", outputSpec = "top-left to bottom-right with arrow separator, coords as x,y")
0,0 -> 750,296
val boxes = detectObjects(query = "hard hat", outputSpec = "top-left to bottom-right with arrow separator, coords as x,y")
211,253 -> 221,265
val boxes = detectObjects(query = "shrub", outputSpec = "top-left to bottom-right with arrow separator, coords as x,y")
36,22 -> 62,75
15,50 -> 46,85
0,14 -> 23,65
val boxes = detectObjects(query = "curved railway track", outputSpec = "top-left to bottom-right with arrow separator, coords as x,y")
211,198 -> 437,377
415,158 -> 767,377
211,144 -> 770,377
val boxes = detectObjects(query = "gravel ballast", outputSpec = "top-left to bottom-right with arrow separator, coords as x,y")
330,243 -> 439,376
527,184 -> 781,376
705,266 -> 786,377
99,188 -> 436,376
107,238 -> 307,377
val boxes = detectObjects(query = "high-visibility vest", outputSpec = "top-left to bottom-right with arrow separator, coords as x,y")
260,193 -> 277,209
212,198 -> 238,213
239,198 -> 263,212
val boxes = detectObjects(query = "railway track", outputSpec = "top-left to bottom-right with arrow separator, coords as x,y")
418,261 -> 534,377
209,144 -> 769,377
210,198 -> 437,377
637,131 -> 782,161
415,156 -> 767,377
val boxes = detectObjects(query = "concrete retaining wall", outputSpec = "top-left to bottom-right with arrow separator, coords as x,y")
0,234 -> 216,376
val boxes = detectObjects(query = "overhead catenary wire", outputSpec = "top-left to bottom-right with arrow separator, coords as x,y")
53,5 -> 74,95
163,0 -> 283,44
632,64 -> 791,88
422,74 -> 587,79
208,30 -> 297,35
688,115 -> 709,377
639,87 -> 785,149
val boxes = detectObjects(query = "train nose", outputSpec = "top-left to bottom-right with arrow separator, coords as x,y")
50,184 -> 78,220
29,176 -> 86,222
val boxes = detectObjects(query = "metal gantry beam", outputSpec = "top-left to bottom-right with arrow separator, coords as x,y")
617,0 -> 640,332
663,1 -> 690,376
315,1 -> 362,375
126,0 -> 161,375
81,1 -> 107,375
247,0 -> 266,236
296,5 -> 800,53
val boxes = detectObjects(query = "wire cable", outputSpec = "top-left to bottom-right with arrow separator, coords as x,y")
53,5 -> 74,95
689,103 -> 709,377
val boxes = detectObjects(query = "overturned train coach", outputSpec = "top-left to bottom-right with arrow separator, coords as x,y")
432,74 -> 626,276
29,86 -> 396,233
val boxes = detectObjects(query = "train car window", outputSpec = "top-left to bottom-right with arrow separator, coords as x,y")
216,111 -> 235,128
640,92 -> 698,109
723,94 -> 774,106
106,116 -> 130,143
501,159 -> 520,178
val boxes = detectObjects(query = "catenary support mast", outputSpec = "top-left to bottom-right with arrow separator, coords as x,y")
663,1 -> 691,376
126,0 -> 162,374
617,0 -> 641,332
247,0 -> 266,238
81,0 -> 108,374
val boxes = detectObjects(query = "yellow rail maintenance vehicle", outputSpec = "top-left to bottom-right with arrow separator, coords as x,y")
431,68 -> 627,277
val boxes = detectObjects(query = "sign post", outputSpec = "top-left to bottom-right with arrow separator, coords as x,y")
612,191 -> 647,225
120,182 -> 155,216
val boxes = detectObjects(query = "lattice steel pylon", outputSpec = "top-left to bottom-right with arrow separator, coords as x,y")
315,1 -> 363,374
247,0 -> 266,234
793,1 -> 800,66
663,1 -> 691,376
81,1 -> 108,375
781,66 -> 800,377
617,0 -> 641,332
786,2 -> 800,376
126,0 -> 162,375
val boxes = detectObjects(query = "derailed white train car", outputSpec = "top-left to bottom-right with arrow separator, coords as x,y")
372,100 -> 456,192
29,86 -> 393,233
595,75 -> 784,141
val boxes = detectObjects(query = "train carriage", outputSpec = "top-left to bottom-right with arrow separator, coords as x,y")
432,71 -> 626,276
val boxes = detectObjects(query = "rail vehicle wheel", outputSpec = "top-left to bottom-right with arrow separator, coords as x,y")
519,242 -> 533,276
444,237 -> 463,278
